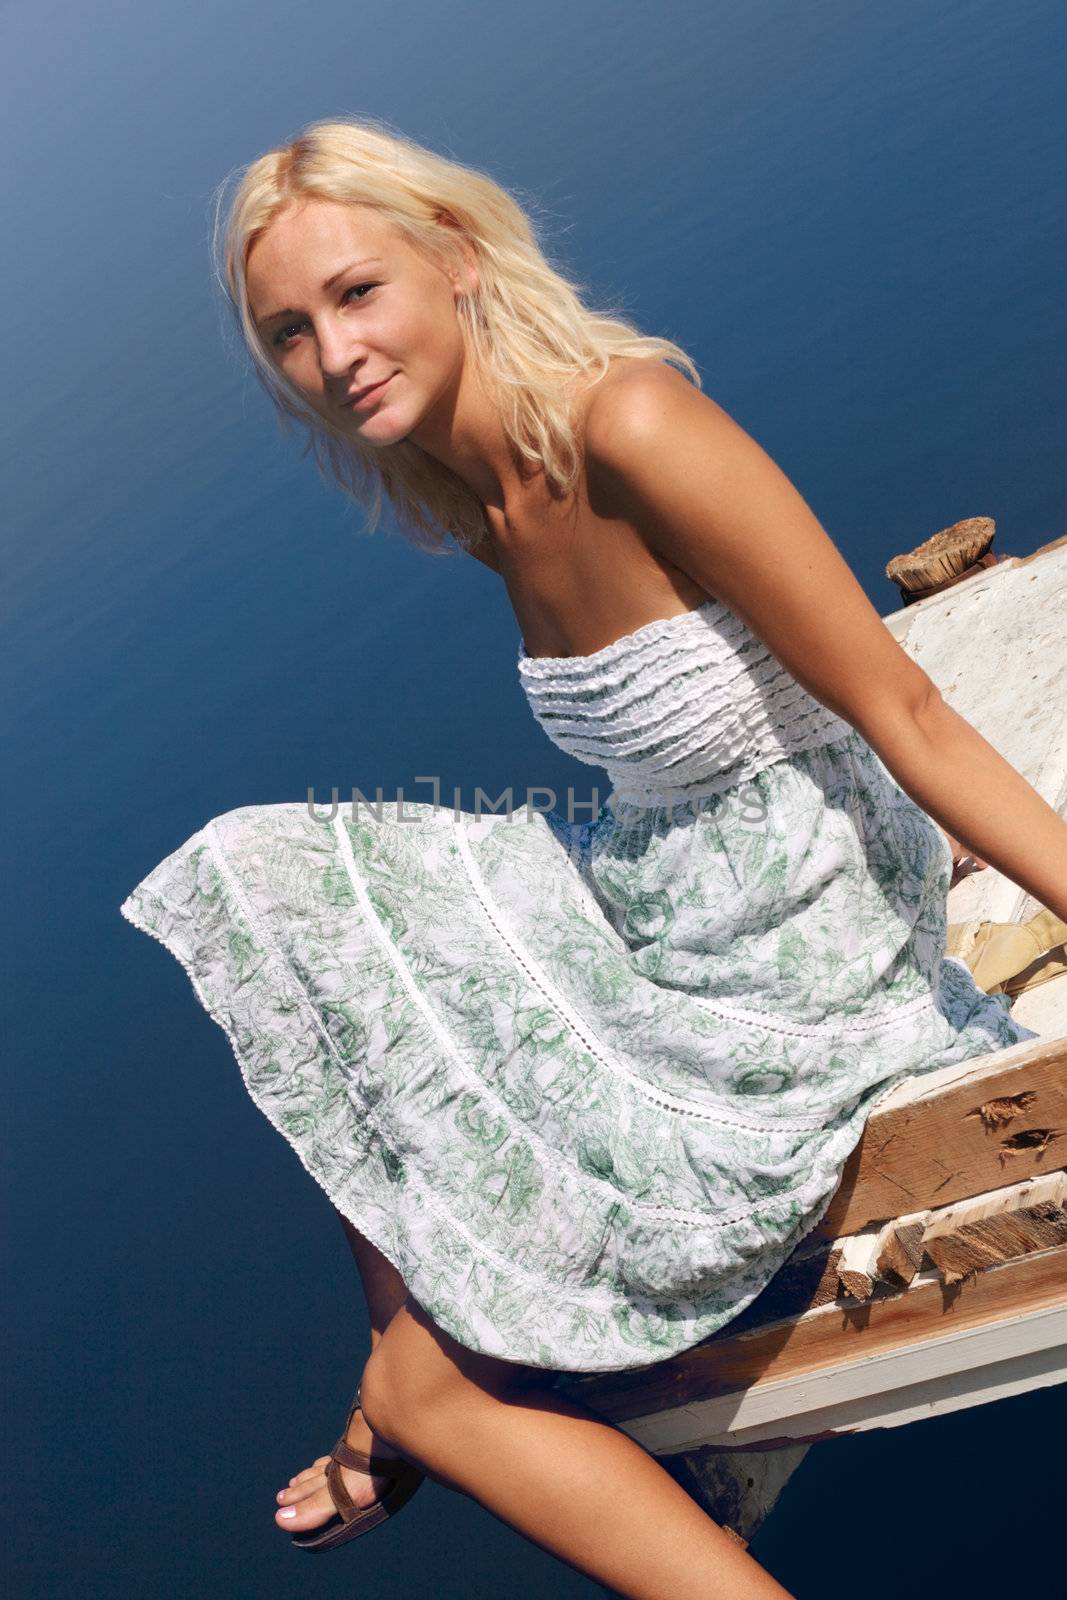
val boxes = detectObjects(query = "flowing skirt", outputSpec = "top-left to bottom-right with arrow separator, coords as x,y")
119,728 -> 1037,1372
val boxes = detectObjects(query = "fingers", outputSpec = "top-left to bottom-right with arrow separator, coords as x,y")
950,852 -> 988,885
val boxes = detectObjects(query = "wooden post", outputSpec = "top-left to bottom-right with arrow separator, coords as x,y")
661,1441 -> 812,1548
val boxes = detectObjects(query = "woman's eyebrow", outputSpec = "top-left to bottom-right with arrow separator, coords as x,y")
253,257 -> 384,327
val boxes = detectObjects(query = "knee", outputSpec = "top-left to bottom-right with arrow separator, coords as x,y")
357,1329 -> 454,1454
357,1305 -> 536,1456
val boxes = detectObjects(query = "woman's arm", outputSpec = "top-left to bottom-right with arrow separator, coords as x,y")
879,690 -> 1065,916
584,364 -> 1067,922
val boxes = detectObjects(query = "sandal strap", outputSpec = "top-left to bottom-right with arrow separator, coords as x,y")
324,1442 -> 419,1526
334,1383 -> 413,1477
331,1436 -> 412,1477
324,1454 -> 360,1521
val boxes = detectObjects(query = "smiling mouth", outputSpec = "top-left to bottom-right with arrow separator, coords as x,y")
347,376 -> 393,409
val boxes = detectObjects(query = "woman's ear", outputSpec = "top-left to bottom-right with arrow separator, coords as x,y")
436,209 -> 480,297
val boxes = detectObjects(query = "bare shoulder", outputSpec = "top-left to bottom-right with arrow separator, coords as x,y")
581,358 -> 942,746
582,356 -> 746,525
583,358 -> 714,470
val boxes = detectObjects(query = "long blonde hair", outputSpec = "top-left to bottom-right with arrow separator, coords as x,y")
211,115 -> 702,554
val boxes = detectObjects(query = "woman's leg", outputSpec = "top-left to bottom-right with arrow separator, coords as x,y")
274,1211 -> 418,1525
350,1296 -> 793,1600
334,1208 -> 409,1350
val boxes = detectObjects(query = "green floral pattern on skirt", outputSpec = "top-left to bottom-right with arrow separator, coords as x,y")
119,726 -> 1037,1372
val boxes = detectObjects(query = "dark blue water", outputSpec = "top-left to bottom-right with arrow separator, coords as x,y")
5,0 -> 1065,1594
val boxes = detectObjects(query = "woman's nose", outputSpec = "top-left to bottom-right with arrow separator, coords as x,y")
317,317 -> 363,380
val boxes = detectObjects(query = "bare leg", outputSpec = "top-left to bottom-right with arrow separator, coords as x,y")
334,1209 -> 409,1349
350,1296 -> 794,1600
274,1211 -> 418,1528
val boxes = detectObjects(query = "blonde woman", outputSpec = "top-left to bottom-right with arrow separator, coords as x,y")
119,117 -> 1062,1600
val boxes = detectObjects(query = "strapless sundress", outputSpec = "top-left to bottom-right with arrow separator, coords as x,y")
119,596 -> 1038,1372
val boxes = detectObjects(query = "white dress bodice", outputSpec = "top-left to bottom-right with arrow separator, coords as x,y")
517,596 -> 855,807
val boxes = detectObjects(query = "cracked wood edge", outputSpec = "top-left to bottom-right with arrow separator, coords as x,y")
830,1170 -> 1067,1300
813,1031 -> 1067,1237
921,1168 -> 1067,1284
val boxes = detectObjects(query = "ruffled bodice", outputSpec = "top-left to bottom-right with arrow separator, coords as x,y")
517,597 -> 855,807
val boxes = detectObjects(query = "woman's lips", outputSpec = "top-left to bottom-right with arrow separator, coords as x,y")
348,375 -> 393,411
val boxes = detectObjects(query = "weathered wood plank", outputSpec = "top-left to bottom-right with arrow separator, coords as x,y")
633,1294 -> 1067,1451
827,1210 -> 934,1300
875,1211 -> 929,1286
702,1169 -> 1067,1336
835,1229 -> 884,1302
814,1033 -> 1067,1237
561,1240 -> 1067,1429
921,1170 -> 1067,1284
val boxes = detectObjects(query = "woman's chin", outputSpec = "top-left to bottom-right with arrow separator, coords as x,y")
354,415 -> 410,448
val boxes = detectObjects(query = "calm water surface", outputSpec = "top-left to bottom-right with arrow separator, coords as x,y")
4,1 -> 1065,1594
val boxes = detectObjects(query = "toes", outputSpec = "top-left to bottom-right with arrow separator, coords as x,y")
276,1482 -> 337,1532
287,1457 -> 330,1487
278,1473 -> 325,1508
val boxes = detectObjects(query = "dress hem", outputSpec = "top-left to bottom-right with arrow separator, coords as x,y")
119,881 -> 967,1374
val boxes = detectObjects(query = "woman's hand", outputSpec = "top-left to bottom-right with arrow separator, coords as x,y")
944,829 -> 988,887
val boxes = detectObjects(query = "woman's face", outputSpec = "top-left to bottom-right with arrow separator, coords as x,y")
245,197 -> 473,448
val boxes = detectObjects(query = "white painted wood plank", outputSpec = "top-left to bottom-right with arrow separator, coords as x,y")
885,540 -> 1067,931
656,1344 -> 1067,1449
623,1293 -> 1067,1454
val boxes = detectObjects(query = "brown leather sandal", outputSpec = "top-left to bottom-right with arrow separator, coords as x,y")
291,1385 -> 424,1552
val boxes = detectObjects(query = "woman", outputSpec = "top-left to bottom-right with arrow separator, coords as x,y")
120,116 -> 1063,1599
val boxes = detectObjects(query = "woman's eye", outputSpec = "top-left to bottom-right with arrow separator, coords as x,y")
271,284 -> 378,349
271,318 -> 305,349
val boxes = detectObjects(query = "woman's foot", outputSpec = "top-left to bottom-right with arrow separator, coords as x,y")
274,1403 -> 407,1535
